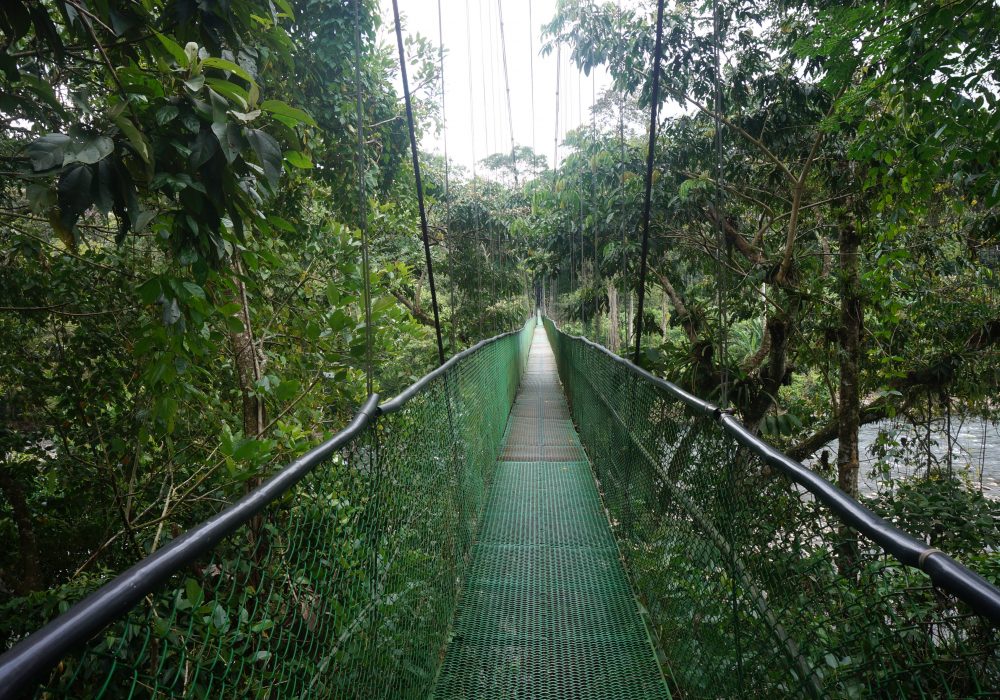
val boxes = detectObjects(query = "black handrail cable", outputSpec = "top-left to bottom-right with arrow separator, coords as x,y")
633,0 -> 667,363
545,316 -> 1000,625
352,0 -> 374,394
391,0 -> 445,364
0,395 -> 381,700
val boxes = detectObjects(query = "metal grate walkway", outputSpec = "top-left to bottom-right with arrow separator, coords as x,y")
433,325 -> 670,699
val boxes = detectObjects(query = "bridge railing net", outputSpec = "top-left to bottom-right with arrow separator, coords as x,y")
544,318 -> 999,698
13,320 -> 534,700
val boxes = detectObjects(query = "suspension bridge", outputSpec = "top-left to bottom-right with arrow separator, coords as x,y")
0,316 -> 998,698
2,0 -> 999,696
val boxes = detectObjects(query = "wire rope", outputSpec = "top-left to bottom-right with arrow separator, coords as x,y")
554,44 -> 561,174
476,0 -> 497,333
617,0 -> 628,351
713,0 -> 729,408
633,0 -> 667,363
437,0 -> 455,350
391,0 -> 446,364
577,65 -> 585,329
465,1 -> 484,339
592,69 -> 599,344
497,0 -> 519,186
528,0 -> 537,165
351,0 -> 374,393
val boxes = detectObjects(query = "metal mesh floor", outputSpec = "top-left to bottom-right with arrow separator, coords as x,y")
433,326 -> 670,699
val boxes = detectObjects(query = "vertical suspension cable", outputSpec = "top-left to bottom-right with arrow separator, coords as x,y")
392,0 -> 445,365
465,1 -> 484,339
554,44 -> 562,320
487,1 -> 505,169
480,0 -> 496,158
477,0 -> 492,161
577,66 -> 585,330
617,0 -> 628,351
592,70 -> 599,344
477,0 -> 497,333
497,0 -> 518,186
713,0 -> 729,408
528,0 -> 537,165
437,0 -> 455,350
633,0 -> 666,363
553,44 -> 561,175
352,0 -> 373,393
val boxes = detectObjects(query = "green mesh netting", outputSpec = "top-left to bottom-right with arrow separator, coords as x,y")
432,325 -> 669,699
544,317 -> 1000,698
21,321 -> 534,699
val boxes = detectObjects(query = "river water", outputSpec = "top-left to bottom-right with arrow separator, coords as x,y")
809,418 -> 1000,498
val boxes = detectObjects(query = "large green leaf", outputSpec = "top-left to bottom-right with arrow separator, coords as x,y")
25,133 -> 70,171
246,128 -> 282,189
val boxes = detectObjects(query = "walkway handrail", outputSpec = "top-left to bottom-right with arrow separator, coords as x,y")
544,317 -> 1000,624
0,322 -> 532,700
0,397 -> 380,699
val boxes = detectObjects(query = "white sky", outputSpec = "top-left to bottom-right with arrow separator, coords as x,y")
382,0 -> 614,175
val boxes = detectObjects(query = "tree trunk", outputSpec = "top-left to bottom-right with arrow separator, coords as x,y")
413,273 -> 423,316
0,471 -> 42,594
625,290 -> 633,349
231,257 -> 266,440
607,281 -> 620,354
660,289 -> 668,336
229,256 -> 268,564
837,216 -> 862,499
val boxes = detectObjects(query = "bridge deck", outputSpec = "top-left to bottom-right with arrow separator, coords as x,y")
433,325 -> 670,699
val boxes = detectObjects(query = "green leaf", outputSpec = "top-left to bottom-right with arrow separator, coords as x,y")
211,122 -> 245,164
232,439 -> 263,461
246,129 -> 282,189
185,578 -> 204,606
250,619 -> 274,633
183,74 -> 205,93
154,31 -> 189,68
275,379 -> 300,402
260,100 -> 317,127
156,105 -> 179,125
205,78 -> 249,110
284,150 -> 312,169
211,604 -> 230,631
26,182 -> 56,214
200,57 -> 255,85
70,135 -> 114,165
112,115 -> 151,165
25,133 -> 70,171
57,163 -> 94,232
189,128 -> 218,168
181,281 -> 206,299
272,0 -> 295,18
136,277 -> 162,304
268,216 -> 296,232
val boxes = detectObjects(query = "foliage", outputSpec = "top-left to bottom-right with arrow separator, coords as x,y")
0,0 -> 491,645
